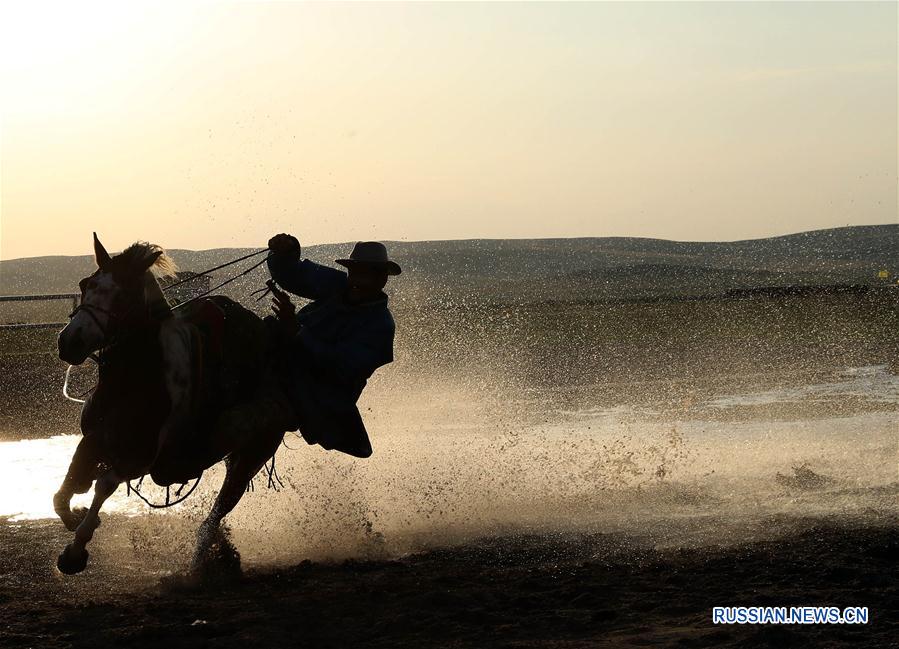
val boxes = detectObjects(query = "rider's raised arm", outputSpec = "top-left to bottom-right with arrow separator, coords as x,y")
266,254 -> 348,301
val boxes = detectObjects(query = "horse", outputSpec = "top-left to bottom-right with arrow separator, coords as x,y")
54,233 -> 289,576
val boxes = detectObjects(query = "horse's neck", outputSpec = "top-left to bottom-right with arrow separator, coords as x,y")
96,324 -> 164,382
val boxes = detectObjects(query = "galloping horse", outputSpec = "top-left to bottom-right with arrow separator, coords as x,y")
54,233 -> 286,575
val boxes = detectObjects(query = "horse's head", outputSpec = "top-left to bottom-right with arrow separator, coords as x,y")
58,233 -> 178,365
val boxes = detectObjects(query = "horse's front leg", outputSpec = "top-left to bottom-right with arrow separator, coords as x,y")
53,434 -> 102,532
57,469 -> 120,575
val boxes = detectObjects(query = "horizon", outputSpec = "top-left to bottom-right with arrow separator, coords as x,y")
1,222 -> 895,264
2,2 -> 896,260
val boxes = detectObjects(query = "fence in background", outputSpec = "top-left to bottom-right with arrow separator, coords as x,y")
0,294 -> 79,330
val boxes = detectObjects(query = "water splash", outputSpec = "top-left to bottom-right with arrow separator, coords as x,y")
1,365 -> 895,576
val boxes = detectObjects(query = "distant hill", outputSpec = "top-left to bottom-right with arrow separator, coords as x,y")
1,224 -> 896,308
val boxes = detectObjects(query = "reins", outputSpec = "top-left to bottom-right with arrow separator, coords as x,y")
168,249 -> 270,311
160,249 -> 269,292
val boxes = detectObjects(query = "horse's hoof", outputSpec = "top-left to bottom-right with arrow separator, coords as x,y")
73,507 -> 95,530
59,507 -> 98,533
159,572 -> 201,592
190,533 -> 242,586
57,544 -> 89,575
76,507 -> 98,524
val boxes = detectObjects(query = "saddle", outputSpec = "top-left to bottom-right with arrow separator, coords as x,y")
177,296 -> 271,432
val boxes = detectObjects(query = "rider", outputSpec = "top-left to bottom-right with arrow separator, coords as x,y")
216,234 -> 401,458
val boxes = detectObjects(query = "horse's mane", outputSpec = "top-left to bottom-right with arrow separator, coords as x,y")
111,242 -> 179,314
116,241 -> 179,279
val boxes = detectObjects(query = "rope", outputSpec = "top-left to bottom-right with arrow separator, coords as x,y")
63,360 -> 103,404
281,432 -> 303,451
63,364 -> 88,404
126,473 -> 203,509
265,452 -> 285,490
243,452 -> 285,493
161,249 -> 269,292
171,255 -> 271,311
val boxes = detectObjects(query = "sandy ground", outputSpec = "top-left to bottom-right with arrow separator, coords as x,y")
0,514 -> 896,649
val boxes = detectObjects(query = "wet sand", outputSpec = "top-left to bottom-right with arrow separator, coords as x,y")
1,514 -> 896,648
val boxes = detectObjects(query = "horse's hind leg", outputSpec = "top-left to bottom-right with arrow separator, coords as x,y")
57,469 -> 120,575
54,434 -> 103,532
191,431 -> 283,575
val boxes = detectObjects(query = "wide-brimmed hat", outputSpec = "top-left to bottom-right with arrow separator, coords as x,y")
336,241 -> 402,276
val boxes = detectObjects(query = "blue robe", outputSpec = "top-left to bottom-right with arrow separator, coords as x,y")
266,255 -> 396,457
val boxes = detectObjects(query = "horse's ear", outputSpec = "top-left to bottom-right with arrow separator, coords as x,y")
138,250 -> 164,274
93,232 -> 112,269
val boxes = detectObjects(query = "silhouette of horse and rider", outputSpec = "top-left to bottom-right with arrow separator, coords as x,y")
54,232 -> 401,575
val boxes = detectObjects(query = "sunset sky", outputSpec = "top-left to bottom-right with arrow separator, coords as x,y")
1,1 -> 896,260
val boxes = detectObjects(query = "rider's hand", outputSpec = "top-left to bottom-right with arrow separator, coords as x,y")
271,291 -> 298,335
268,233 -> 301,259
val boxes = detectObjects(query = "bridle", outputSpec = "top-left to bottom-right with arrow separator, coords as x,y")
66,279 -> 162,360
67,302 -> 121,340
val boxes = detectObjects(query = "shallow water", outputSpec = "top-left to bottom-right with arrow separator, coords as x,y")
702,363 -> 899,409
1,364 -> 895,577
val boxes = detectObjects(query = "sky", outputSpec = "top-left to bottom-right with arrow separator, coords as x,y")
0,1 -> 896,260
